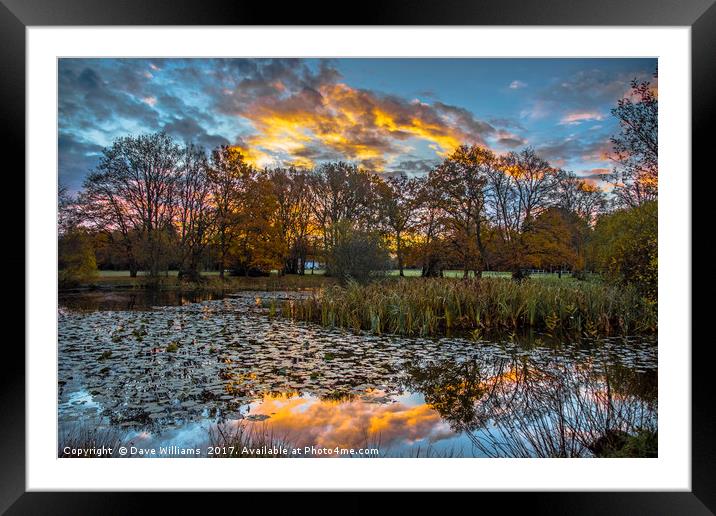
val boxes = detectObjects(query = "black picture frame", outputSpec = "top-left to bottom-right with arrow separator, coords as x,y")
3,0 -> 711,512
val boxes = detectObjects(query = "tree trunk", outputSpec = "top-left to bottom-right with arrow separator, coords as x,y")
219,228 -> 226,279
396,232 -> 404,277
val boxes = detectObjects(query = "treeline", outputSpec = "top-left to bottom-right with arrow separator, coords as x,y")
60,136 -> 603,276
59,74 -> 657,299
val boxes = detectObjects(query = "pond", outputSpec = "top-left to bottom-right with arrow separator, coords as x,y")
58,291 -> 657,458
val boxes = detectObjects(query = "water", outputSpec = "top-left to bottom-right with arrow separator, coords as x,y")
58,291 -> 657,458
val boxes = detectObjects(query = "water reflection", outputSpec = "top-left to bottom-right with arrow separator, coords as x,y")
59,289 -> 226,311
58,292 -> 657,457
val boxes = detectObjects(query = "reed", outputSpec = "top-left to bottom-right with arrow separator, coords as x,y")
283,277 -> 656,336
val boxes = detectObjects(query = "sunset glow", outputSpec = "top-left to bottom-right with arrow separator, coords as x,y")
59,58 -> 657,191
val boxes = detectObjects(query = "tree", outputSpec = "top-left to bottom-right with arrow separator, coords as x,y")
500,147 -> 559,232
80,132 -> 183,278
325,222 -> 391,283
428,145 -> 496,277
412,178 -> 448,277
588,200 -> 657,300
176,145 -> 214,281
488,148 -> 559,274
309,162 -> 378,267
377,174 -> 423,276
59,229 -> 97,286
522,207 -> 586,272
609,72 -> 658,208
269,167 -> 314,275
229,170 -> 284,276
208,145 -> 252,278
554,170 -> 607,224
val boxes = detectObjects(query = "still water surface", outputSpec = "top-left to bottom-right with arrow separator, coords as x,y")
58,290 -> 657,457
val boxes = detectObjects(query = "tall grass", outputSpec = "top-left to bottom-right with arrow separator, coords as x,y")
282,277 -> 656,336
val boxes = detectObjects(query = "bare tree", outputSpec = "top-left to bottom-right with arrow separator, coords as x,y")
80,132 -> 182,278
176,145 -> 214,281
309,162 -> 378,261
554,170 -> 607,224
609,73 -> 658,208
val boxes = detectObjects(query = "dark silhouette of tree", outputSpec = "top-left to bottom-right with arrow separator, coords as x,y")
609,71 -> 658,208
176,145 -> 214,282
80,132 -> 182,278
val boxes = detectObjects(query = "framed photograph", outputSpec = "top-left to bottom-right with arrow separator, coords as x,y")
5,0 -> 711,510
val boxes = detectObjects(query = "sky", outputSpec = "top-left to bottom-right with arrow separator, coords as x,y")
58,58 -> 657,192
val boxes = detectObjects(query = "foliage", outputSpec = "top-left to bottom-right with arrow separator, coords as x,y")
324,224 -> 391,283
590,429 -> 658,458
59,229 -> 98,287
521,207 -> 587,271
66,124 -> 650,299
588,201 -> 657,301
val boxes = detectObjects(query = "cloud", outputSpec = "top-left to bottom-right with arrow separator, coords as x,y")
559,111 -> 605,125
389,158 -> 440,176
58,133 -> 105,192
533,68 -> 656,120
223,70 -> 496,169
57,58 -> 654,188
162,116 -> 230,150
495,130 -> 527,149
536,136 -> 613,166
226,395 -> 454,450
577,167 -> 612,181
59,70 -> 157,135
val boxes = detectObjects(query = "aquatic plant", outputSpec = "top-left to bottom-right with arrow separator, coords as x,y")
283,278 -> 656,336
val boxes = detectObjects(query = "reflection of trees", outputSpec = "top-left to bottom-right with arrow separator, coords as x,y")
403,353 -> 657,457
403,358 -> 515,433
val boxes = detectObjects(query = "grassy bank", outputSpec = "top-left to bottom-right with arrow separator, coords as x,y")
281,277 -> 657,337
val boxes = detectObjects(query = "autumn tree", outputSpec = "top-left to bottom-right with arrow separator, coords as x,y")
428,145 -> 496,277
487,148 -> 559,274
229,170 -> 284,276
377,174 -> 424,276
58,229 -> 98,286
553,170 -> 607,224
208,145 -> 252,278
588,200 -> 657,301
309,162 -> 379,265
522,207 -> 586,271
269,167 -> 314,275
609,72 -> 658,208
58,185 -> 98,286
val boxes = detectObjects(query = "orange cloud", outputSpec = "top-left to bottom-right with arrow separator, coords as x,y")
229,81 -> 494,170
236,394 -> 454,451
